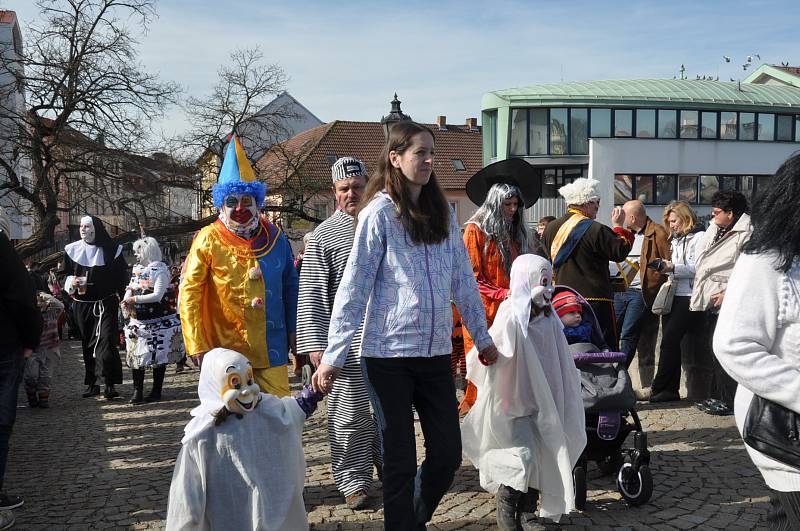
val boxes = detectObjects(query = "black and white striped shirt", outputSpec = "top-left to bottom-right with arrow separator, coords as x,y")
296,209 -> 362,358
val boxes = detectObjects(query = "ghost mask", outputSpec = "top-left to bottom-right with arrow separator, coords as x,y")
508,255 -> 555,337
219,355 -> 261,415
79,216 -> 96,244
220,193 -> 259,237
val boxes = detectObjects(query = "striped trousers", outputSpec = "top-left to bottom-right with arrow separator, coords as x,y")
327,357 -> 382,496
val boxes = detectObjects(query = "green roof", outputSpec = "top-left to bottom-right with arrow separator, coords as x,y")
482,79 -> 800,112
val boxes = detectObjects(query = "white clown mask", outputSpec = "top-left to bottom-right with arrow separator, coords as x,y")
220,193 -> 259,237
79,216 -> 96,244
197,348 -> 261,417
507,254 -> 555,337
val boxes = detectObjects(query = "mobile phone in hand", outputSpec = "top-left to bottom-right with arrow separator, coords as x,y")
646,259 -> 664,272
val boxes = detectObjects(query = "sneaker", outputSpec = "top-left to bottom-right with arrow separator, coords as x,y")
0,493 -> 23,510
0,510 -> 14,530
344,490 -> 370,510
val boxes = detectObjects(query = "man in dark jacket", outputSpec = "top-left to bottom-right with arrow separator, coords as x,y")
542,178 -> 633,350
0,210 -> 43,524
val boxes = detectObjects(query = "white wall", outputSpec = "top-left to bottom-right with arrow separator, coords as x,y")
589,137 -> 798,222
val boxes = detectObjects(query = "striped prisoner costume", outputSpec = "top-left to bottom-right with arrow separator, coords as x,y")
296,209 -> 381,497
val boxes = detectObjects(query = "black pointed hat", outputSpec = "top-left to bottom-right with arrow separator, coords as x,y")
465,158 -> 540,208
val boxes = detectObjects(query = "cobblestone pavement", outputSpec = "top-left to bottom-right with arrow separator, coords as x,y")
7,341 -> 772,530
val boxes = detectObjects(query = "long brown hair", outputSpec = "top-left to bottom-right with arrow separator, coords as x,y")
360,121 -> 450,244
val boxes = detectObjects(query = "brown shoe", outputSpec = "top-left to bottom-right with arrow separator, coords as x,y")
345,490 -> 370,510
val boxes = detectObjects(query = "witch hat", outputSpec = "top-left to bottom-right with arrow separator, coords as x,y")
465,158 -> 540,208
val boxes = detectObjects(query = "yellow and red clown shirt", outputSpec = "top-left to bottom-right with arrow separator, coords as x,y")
179,217 -> 299,396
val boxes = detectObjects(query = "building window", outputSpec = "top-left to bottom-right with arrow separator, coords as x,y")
510,109 -> 527,156
739,113 -> 756,140
614,109 -> 632,137
701,112 -> 717,139
590,108 -> 611,138
530,109 -> 548,155
658,109 -> 677,138
634,175 -> 654,203
777,115 -> 793,141
656,175 -> 677,204
550,108 -> 568,155
483,109 -> 498,158
570,108 -> 589,154
680,110 -> 699,139
720,112 -> 737,139
679,175 -> 698,203
758,113 -> 775,142
614,174 -> 632,204
451,159 -> 466,171
325,154 -> 338,166
636,109 -> 656,138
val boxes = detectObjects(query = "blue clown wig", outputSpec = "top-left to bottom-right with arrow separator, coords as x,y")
212,134 -> 267,209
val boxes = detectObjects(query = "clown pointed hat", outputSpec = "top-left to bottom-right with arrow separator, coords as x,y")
212,133 -> 267,209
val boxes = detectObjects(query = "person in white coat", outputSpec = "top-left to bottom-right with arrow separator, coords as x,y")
713,152 -> 800,530
461,254 -> 586,530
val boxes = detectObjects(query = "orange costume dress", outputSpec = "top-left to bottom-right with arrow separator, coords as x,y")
458,222 -> 521,414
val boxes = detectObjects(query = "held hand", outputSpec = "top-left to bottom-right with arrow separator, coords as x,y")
661,260 -> 675,273
710,291 -> 725,308
309,351 -> 323,368
478,344 -> 499,366
611,207 -> 625,227
311,363 -> 341,394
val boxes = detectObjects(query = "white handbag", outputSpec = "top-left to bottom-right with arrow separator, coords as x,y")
651,279 -> 676,315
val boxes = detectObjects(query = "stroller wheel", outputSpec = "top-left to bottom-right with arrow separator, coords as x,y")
573,465 -> 587,510
597,453 -> 624,477
616,459 -> 653,506
301,364 -> 314,388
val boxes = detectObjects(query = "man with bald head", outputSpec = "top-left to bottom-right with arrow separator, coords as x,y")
612,200 -> 670,397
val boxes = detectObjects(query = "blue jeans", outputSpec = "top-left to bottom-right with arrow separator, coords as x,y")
614,289 -> 646,366
0,348 -> 24,491
362,355 -> 462,531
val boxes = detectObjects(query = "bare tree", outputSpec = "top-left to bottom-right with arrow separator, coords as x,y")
0,0 -> 180,258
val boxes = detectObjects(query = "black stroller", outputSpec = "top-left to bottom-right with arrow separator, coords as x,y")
554,286 -> 653,509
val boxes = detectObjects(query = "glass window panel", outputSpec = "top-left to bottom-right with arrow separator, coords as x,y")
510,109 -> 528,155
550,108 -> 568,155
701,112 -> 717,139
740,112 -> 756,140
658,109 -> 677,138
679,175 -> 698,203
777,115 -> 793,141
656,175 -> 677,204
614,174 -> 632,205
590,108 -> 611,137
635,175 -> 654,203
719,175 -> 737,191
699,175 -> 720,204
756,175 -> 771,198
483,110 -> 498,158
529,109 -> 548,155
636,109 -> 656,138
796,117 -> 800,143
680,110 -> 699,139
720,112 -> 737,139
570,108 -> 588,154
614,109 -> 632,137
740,175 -> 754,203
542,168 -> 558,198
758,113 -> 775,141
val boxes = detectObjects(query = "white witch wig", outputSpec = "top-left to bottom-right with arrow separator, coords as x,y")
132,236 -> 162,265
469,183 -> 529,275
558,177 -> 601,206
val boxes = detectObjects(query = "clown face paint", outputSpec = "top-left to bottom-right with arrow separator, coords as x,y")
79,216 -> 96,244
220,194 -> 259,237
220,358 -> 261,415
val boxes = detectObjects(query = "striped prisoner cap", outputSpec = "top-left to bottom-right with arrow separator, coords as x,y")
331,157 -> 368,183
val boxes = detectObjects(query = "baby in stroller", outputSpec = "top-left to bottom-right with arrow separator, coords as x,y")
552,286 -> 652,509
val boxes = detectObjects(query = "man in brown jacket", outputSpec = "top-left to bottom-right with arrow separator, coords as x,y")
613,200 -> 670,396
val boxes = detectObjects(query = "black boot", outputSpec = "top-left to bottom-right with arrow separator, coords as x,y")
104,384 -> 120,400
518,489 -> 545,531
82,384 -> 101,398
145,365 -> 166,402
130,369 -> 145,404
495,485 -> 521,531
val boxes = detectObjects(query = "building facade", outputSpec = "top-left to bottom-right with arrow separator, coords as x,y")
481,76 -> 800,224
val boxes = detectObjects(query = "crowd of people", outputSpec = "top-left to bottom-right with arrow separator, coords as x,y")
1,124 -> 799,530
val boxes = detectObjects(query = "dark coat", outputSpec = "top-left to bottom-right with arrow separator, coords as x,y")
542,214 -> 633,300
0,232 -> 43,352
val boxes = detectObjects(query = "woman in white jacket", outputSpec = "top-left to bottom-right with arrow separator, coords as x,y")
650,201 -> 706,403
714,152 -> 800,529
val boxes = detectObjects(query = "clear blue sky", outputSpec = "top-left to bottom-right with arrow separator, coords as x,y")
11,0 -> 800,134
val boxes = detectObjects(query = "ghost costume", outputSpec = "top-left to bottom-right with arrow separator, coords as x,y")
166,348 -> 310,531
461,254 -> 586,522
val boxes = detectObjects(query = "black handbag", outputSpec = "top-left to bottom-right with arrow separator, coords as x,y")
743,394 -> 800,469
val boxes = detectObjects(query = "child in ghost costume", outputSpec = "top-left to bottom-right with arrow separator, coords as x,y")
461,254 -> 586,530
166,348 -> 322,530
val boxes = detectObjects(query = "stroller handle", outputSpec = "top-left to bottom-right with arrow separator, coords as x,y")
573,351 -> 627,364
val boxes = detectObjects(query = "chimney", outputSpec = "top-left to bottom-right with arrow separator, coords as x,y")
466,117 -> 479,132
436,116 -> 447,131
